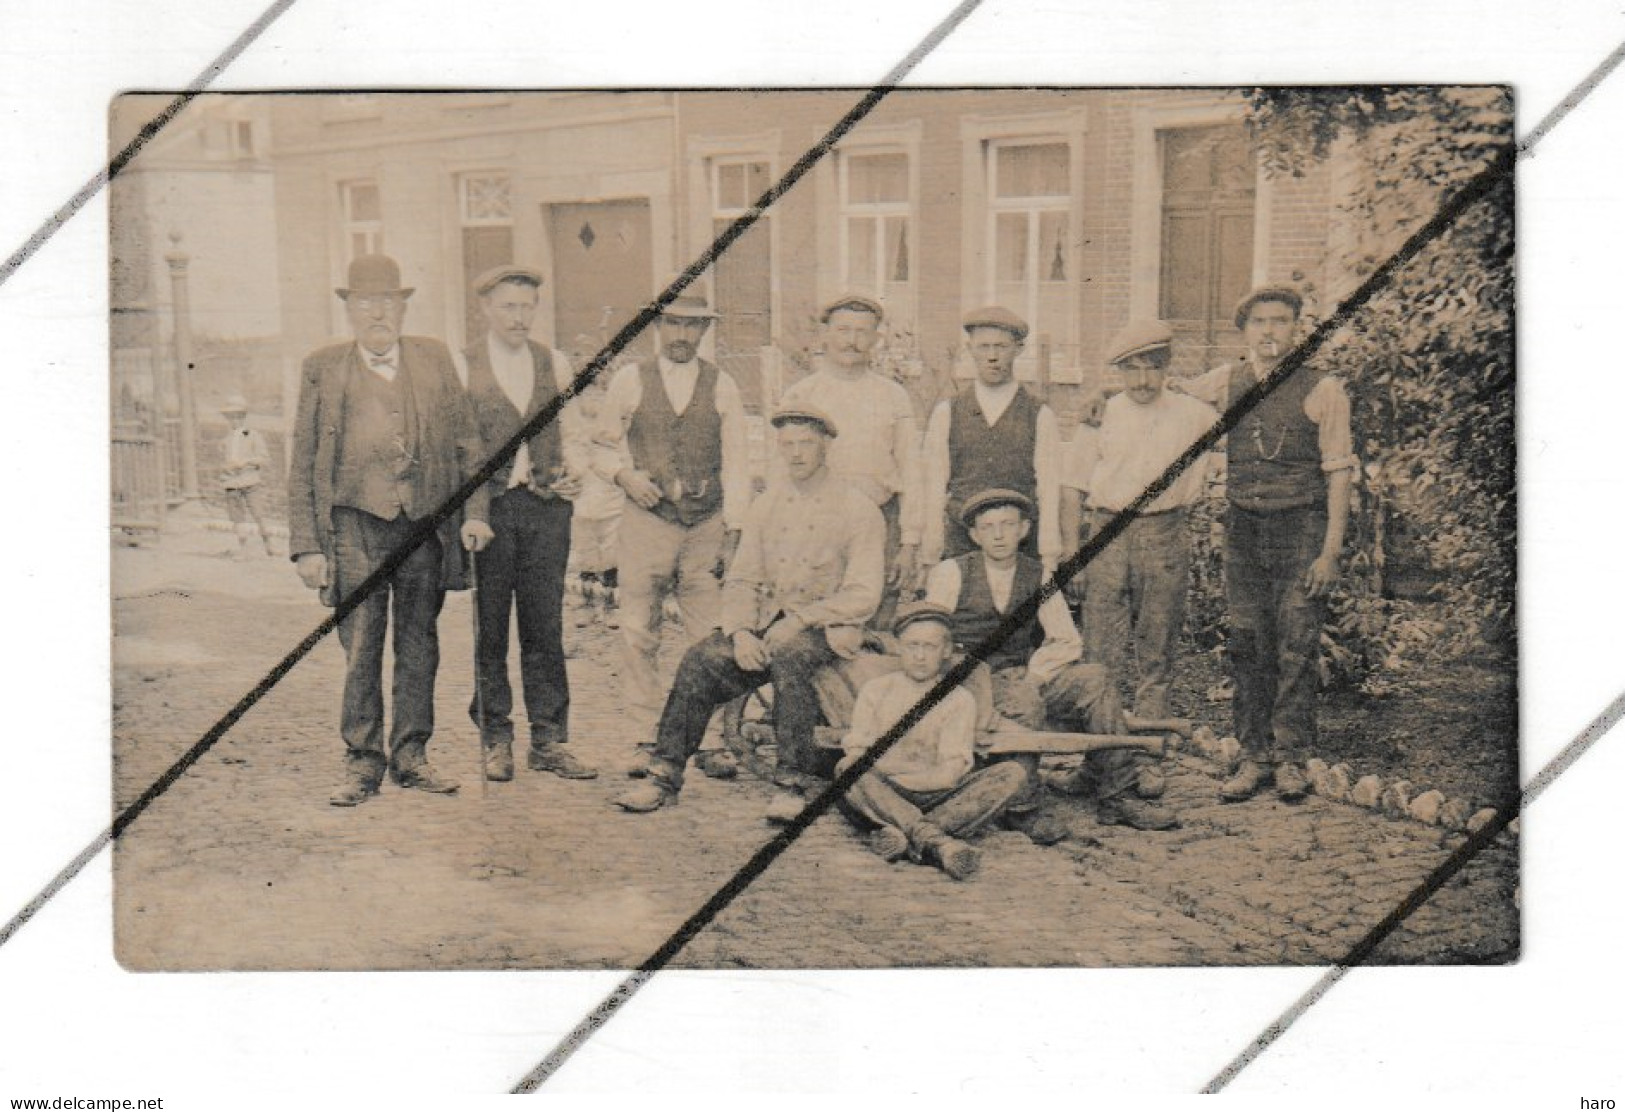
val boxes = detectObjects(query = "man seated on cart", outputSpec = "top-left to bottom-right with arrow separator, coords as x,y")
835,601 -> 1026,881
924,488 -> 1180,833
612,402 -> 885,819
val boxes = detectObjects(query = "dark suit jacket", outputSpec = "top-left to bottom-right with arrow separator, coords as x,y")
287,336 -> 490,599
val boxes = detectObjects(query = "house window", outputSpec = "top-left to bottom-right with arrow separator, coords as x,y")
838,150 -> 912,314
339,180 -> 383,262
458,172 -> 516,344
1158,124 -> 1256,369
986,140 -> 1073,366
709,157 -> 775,407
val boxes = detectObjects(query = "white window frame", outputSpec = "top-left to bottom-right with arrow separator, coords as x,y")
457,170 -> 515,228
836,147 -> 914,305
709,154 -> 775,220
984,137 -> 1073,333
338,179 -> 383,261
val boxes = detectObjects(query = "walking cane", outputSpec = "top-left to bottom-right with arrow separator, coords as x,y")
469,545 -> 489,803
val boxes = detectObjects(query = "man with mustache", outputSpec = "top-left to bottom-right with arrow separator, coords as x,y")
593,293 -> 749,749
920,307 -> 1063,575
1081,319 -> 1216,768
287,254 -> 491,807
1173,287 -> 1356,804
776,294 -> 921,627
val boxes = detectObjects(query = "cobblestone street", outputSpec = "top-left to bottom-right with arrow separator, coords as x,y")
110,519 -> 1518,971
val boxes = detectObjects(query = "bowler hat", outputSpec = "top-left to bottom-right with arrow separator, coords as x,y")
336,254 -> 415,301
656,293 -> 720,320
770,403 -> 839,439
962,306 -> 1029,342
820,293 -> 885,323
1104,318 -> 1174,365
473,263 -> 544,296
1233,285 -> 1303,330
892,600 -> 955,637
959,488 -> 1034,529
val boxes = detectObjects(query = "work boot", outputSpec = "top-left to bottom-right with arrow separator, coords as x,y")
695,748 -> 740,780
625,742 -> 658,778
1135,765 -> 1167,800
528,742 -> 598,780
1275,761 -> 1310,803
391,763 -> 460,794
1005,808 -> 1070,846
482,738 -> 514,782
1219,759 -> 1269,803
1097,795 -> 1180,831
329,774 -> 379,808
613,779 -> 677,813
866,825 -> 910,862
923,836 -> 981,881
764,790 -> 804,825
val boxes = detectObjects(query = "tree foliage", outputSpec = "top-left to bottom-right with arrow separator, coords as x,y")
1241,87 -> 1517,687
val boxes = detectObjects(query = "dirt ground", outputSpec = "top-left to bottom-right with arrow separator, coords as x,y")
109,516 -> 1519,971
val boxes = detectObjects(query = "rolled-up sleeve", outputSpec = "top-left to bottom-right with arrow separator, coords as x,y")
1305,375 -> 1358,474
593,365 -> 641,483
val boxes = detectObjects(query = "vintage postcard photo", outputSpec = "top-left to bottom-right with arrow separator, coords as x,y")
108,87 -> 1516,972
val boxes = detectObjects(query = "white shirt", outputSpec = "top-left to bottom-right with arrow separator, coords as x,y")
596,355 -> 751,530
920,384 -> 1061,563
923,556 -> 1081,685
358,343 -> 400,382
776,365 -> 923,543
1087,390 -> 1218,513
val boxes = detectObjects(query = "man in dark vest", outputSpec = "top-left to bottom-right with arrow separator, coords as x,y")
594,293 -> 749,741
921,307 -> 1063,575
1174,287 -> 1356,803
455,264 -> 598,784
287,254 -> 492,807
924,489 -> 1178,833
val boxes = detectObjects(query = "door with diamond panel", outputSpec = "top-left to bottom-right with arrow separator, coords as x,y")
547,199 -> 655,363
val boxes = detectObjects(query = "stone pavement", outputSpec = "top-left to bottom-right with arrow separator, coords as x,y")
110,520 -> 1518,971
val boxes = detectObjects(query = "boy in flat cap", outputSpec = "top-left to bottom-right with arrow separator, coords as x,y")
593,293 -> 750,744
920,306 -> 1062,575
925,489 -> 1177,832
776,294 -> 923,627
613,405 -> 884,817
218,393 -> 276,558
1082,319 -> 1217,763
834,602 -> 1027,881
287,254 -> 492,807
453,264 -> 597,783
1172,287 -> 1356,803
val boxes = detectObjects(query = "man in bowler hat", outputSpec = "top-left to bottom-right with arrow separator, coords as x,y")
287,254 -> 493,807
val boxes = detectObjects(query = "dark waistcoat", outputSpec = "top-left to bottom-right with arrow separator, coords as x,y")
951,551 -> 1046,673
1226,359 -> 1326,513
463,338 -> 564,494
626,360 -> 723,526
947,385 -> 1040,519
334,358 -> 419,520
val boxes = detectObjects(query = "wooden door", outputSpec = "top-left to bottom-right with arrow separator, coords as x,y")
548,199 -> 655,363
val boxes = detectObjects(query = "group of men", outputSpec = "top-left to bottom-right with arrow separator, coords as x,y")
287,252 -> 1354,881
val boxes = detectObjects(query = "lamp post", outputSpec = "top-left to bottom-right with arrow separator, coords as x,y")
164,231 -> 200,500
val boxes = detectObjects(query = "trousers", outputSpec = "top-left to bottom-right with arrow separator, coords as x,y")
471,489 -> 572,749
1083,507 -> 1190,718
990,660 -> 1136,803
331,507 -> 445,783
841,762 -> 1028,846
651,627 -> 836,790
617,503 -> 724,723
1225,504 -> 1328,764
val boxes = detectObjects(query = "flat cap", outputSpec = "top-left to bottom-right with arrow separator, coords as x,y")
335,253 -> 414,300
770,402 -> 838,438
892,599 -> 955,637
820,293 -> 885,323
655,293 -> 720,319
959,487 -> 1034,528
961,305 -> 1029,341
1104,318 -> 1174,365
1233,285 -> 1304,330
218,393 -> 249,415
473,263 -> 544,296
